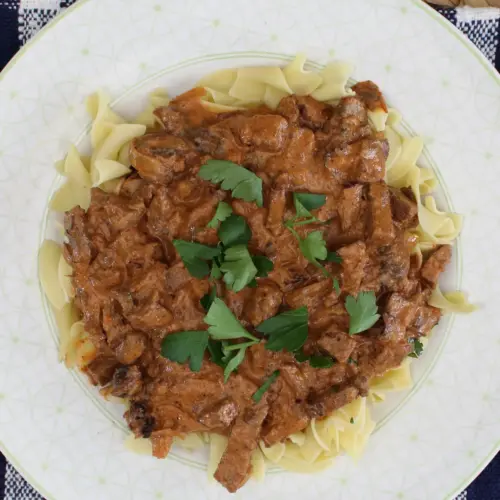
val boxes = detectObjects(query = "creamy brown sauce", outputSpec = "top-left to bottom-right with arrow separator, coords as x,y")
63,83 -> 451,492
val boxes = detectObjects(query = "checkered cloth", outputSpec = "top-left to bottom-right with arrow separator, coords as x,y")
0,1 -> 498,499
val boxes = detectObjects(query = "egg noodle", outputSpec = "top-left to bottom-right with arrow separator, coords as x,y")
38,54 -> 475,481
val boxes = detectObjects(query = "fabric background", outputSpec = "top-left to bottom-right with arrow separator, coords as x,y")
0,1 -> 498,498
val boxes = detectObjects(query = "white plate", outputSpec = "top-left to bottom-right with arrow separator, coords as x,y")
0,0 -> 499,499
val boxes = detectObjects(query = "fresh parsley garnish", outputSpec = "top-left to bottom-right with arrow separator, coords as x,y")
257,307 -> 309,353
210,259 -> 222,279
350,417 -> 355,424
205,298 -> 259,342
252,370 -> 280,403
200,286 -> 217,312
223,346 -> 248,382
298,230 -> 328,267
309,355 -> 336,368
161,331 -> 209,372
408,338 -> 424,358
220,245 -> 258,292
285,227 -> 331,277
293,193 -> 326,219
252,255 -> 274,277
294,349 -> 310,363
218,214 -> 252,247
173,240 -> 220,278
347,357 -> 358,365
198,160 -> 263,207
207,201 -> 232,229
207,339 -> 226,368
325,251 -> 342,264
294,349 -> 335,368
162,299 -> 260,378
333,277 -> 341,295
345,291 -> 381,335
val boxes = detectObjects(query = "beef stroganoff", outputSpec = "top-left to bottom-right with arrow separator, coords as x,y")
39,54 -> 474,493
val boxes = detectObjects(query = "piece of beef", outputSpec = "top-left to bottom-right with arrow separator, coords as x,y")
390,187 -> 418,229
151,430 -> 174,459
356,339 -> 412,379
84,353 -> 120,386
317,329 -> 357,363
197,398 -> 239,429
421,245 -> 452,286
130,133 -> 200,184
64,206 -> 93,271
306,386 -> 359,419
369,183 -> 395,245
326,137 -> 387,184
352,81 -> 388,112
108,365 -> 143,398
383,293 -> 418,342
285,279 -> 332,310
214,403 -> 269,493
277,95 -> 330,130
318,95 -> 372,150
376,234 -> 413,291
234,114 -> 288,152
337,242 -> 368,296
245,281 -> 283,326
125,297 -> 173,331
411,304 -> 441,336
126,401 -> 156,438
266,189 -> 286,234
338,184 -> 365,231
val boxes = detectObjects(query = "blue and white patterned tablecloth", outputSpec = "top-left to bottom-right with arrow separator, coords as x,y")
0,1 -> 498,499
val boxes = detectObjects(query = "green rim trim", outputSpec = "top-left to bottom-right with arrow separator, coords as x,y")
0,0 -> 497,497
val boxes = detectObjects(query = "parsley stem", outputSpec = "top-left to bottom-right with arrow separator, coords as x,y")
290,217 -> 320,227
223,340 -> 259,352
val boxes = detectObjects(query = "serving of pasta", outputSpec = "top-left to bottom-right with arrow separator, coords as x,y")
38,54 -> 475,492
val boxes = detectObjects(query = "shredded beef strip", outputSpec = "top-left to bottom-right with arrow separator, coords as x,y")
63,83 -> 451,493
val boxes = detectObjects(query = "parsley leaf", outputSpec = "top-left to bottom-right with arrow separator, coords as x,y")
325,251 -> 342,264
220,245 -> 258,292
408,338 -> 424,358
252,255 -> 274,277
257,307 -> 309,353
309,355 -> 336,368
350,417 -> 355,424
207,339 -> 226,368
294,349 -> 310,363
347,357 -> 358,365
345,291 -> 381,335
298,230 -> 328,267
218,214 -> 252,247
198,160 -> 263,207
207,201 -> 232,229
200,286 -> 217,312
293,349 -> 335,368
293,193 -> 326,219
210,259 -> 222,279
252,370 -> 280,403
333,277 -> 341,295
223,346 -> 248,382
173,240 -> 220,279
161,331 -> 209,371
205,298 -> 259,342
